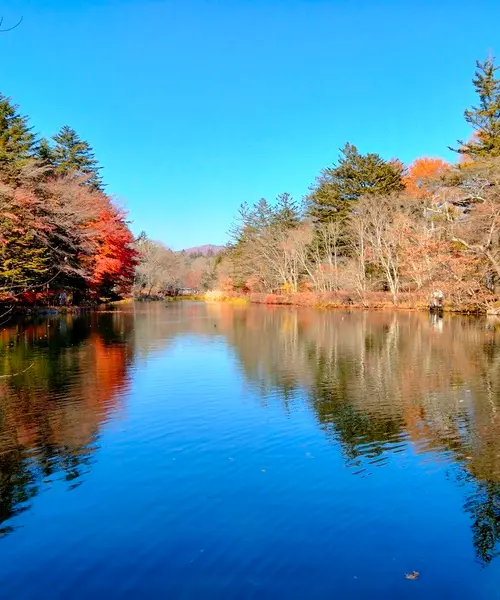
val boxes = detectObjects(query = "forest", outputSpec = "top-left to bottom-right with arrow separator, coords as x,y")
209,56 -> 500,312
0,96 -> 137,307
0,91 -> 221,308
4,55 -> 500,312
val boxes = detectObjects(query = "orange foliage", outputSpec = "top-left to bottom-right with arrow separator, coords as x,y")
403,157 -> 450,199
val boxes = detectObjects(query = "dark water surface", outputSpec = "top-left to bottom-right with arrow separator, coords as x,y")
2,302 -> 500,598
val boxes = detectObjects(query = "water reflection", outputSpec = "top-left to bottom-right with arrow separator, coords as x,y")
2,303 -> 500,566
188,304 -> 500,565
0,313 -> 133,534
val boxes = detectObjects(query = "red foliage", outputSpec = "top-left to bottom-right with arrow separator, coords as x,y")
87,202 -> 137,297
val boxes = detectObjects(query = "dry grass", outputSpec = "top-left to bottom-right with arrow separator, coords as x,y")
201,289 -> 482,312
204,290 -> 248,304
248,291 -> 429,310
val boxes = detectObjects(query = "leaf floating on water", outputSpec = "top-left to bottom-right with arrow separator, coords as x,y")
405,571 -> 419,580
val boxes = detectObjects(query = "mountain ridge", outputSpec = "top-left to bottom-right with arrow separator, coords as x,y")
181,244 -> 225,256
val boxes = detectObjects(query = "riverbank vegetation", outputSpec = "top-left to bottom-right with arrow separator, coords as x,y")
0,94 -> 137,311
207,56 -> 500,313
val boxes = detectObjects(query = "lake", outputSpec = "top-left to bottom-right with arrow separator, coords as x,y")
1,302 -> 500,598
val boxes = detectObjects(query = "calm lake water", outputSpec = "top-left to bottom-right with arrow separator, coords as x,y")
1,302 -> 500,598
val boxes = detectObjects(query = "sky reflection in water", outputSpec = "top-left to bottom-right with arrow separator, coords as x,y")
1,303 -> 500,598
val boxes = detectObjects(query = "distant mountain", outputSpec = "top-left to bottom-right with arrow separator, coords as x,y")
181,244 -> 225,256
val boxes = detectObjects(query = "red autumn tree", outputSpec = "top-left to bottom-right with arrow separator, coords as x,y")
88,200 -> 137,299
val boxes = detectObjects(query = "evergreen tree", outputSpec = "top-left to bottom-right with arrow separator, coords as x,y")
452,57 -> 500,158
307,143 -> 404,223
272,193 -> 301,228
52,125 -> 103,190
38,137 -> 56,166
136,231 -> 149,244
229,198 -> 273,247
0,93 -> 37,176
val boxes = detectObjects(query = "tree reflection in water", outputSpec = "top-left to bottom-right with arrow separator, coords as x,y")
202,304 -> 500,565
0,312 -> 133,534
2,303 -> 500,564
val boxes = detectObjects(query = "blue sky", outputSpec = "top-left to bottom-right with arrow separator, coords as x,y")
1,0 -> 498,249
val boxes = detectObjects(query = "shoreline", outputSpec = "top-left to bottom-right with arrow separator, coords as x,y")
0,298 -> 134,322
201,291 -> 490,315
2,293 -> 493,320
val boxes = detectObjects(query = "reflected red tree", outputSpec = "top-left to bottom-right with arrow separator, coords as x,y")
0,313 -> 132,533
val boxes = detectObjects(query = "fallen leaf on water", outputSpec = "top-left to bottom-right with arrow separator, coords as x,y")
405,571 -> 419,580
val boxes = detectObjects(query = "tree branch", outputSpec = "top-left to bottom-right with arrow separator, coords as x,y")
0,16 -> 23,32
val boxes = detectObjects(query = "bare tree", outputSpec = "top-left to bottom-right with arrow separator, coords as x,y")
301,220 -> 345,292
447,159 -> 500,284
134,237 -> 182,296
348,207 -> 371,302
349,195 -> 408,304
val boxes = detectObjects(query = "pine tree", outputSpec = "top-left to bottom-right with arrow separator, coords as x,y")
307,143 -> 404,223
38,137 -> 56,166
52,125 -> 103,190
0,93 -> 37,175
452,56 -> 500,158
272,193 -> 301,229
229,198 -> 273,246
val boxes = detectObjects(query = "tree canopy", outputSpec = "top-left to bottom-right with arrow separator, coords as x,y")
0,93 -> 136,303
307,143 -> 404,223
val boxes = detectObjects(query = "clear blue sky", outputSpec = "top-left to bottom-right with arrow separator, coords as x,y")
1,0 -> 497,249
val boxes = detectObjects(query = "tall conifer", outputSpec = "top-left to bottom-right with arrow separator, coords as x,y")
0,93 -> 37,176
52,125 -> 103,190
307,143 -> 404,223
452,56 -> 500,158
